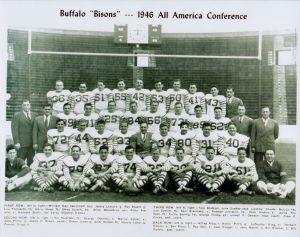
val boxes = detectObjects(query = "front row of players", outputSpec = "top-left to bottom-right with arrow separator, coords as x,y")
5,144 -> 295,198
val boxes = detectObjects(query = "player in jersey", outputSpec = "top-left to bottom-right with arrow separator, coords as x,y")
218,122 -> 249,160
193,146 -> 228,194
192,122 -> 219,157
112,145 -> 147,194
141,147 -> 170,194
71,82 -> 94,115
150,80 -> 169,113
205,86 -> 226,118
69,119 -> 93,155
30,144 -> 64,192
89,119 -> 113,154
111,79 -> 128,112
166,79 -> 188,112
99,101 -> 123,132
47,80 -> 71,116
209,107 -> 231,134
59,145 -> 91,191
151,123 -> 173,157
188,105 -> 210,133
164,102 -> 189,133
122,101 -> 142,132
167,147 -> 194,193
141,100 -> 165,133
185,84 -> 206,115
113,119 -> 135,155
169,121 -> 195,156
126,79 -> 150,111
92,80 -> 112,113
227,147 -> 258,196
57,103 -> 77,128
84,145 -> 118,192
47,119 -> 74,155
76,103 -> 99,128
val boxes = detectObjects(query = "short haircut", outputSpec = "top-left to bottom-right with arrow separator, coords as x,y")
194,105 -> 202,110
202,122 -> 211,128
237,147 -> 247,153
174,101 -> 182,107
43,143 -> 53,150
22,99 -> 30,104
155,80 -> 162,84
130,101 -> 138,106
108,100 -> 116,106
43,104 -> 52,108
99,145 -> 109,152
206,146 -> 215,152
227,87 -> 234,92
56,119 -> 65,124
84,103 -> 93,109
77,118 -> 87,124
150,99 -> 159,105
265,149 -> 275,155
176,147 -> 185,153
79,82 -> 87,86
63,103 -> 71,108
55,80 -> 63,84
214,106 -> 222,112
262,106 -> 270,111
71,145 -> 81,151
159,122 -> 168,129
180,121 -> 189,128
6,144 -> 15,153
98,80 -> 104,84
227,122 -> 236,128
117,79 -> 125,83
96,118 -> 106,125
119,118 -> 129,126
125,145 -> 134,151
173,79 -> 181,83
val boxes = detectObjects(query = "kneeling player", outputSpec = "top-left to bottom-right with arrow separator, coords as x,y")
168,147 -> 194,193
227,147 -> 258,196
112,145 -> 147,194
30,144 -> 64,192
142,147 -> 169,194
84,145 -> 118,192
59,145 -> 91,191
194,146 -> 228,194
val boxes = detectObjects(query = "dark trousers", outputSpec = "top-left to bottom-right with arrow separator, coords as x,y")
254,152 -> 265,165
18,147 -> 35,166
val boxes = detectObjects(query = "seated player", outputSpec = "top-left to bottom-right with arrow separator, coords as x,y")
150,80 -> 169,114
256,150 -> 296,199
47,119 -> 75,155
89,119 -> 113,154
92,80 -> 112,113
193,146 -> 228,194
141,147 -> 170,194
76,103 -> 99,128
185,84 -> 205,115
57,103 -> 77,128
59,145 -> 91,191
188,105 -> 210,133
209,107 -> 231,134
99,100 -> 123,132
167,147 -> 194,193
192,122 -> 219,157
151,123 -> 173,157
166,79 -> 188,112
122,101 -> 142,132
70,119 -> 93,154
71,82 -> 94,115
164,102 -> 189,133
204,86 -> 226,119
84,145 -> 118,192
30,144 -> 64,192
112,145 -> 147,194
141,100 -> 165,133
227,147 -> 258,196
113,119 -> 135,155
126,79 -> 150,112
111,79 -> 128,112
218,122 -> 249,160
5,145 -> 32,191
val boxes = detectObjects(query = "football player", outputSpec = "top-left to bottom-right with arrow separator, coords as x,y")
150,80 -> 169,113
113,119 -> 135,155
141,100 -> 165,133
57,103 -> 77,128
188,105 -> 210,133
151,123 -> 173,157
99,100 -> 123,132
185,84 -> 206,115
126,79 -> 150,111
71,82 -> 94,115
122,101 -> 142,132
209,107 -> 231,134
76,103 -> 99,128
205,86 -> 226,118
111,79 -> 128,112
93,80 -> 112,113
164,102 -> 189,133
166,79 -> 188,112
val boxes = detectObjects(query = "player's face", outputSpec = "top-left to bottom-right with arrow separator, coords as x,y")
214,109 -> 222,119
228,124 -> 237,136
125,149 -> 134,160
96,123 -> 105,133
22,101 -> 31,112
140,123 -> 148,134
180,124 -> 189,135
55,81 -> 64,92
189,85 -> 197,94
173,81 -> 181,91
194,107 -> 202,117
56,121 -> 65,132
78,122 -> 87,131
265,150 -> 275,162
136,80 -> 143,90
174,104 -> 182,114
43,106 -> 52,116
120,122 -> 128,133
84,105 -> 92,115
226,89 -> 234,98
206,148 -> 215,161
7,149 -> 17,160
108,102 -> 116,112
43,146 -> 53,157
130,103 -> 138,113
150,102 -> 158,112
237,149 -> 247,163
176,150 -> 184,161
99,149 -> 108,161
202,126 -> 211,136
63,105 -> 71,115
97,82 -> 105,90
79,84 -> 87,93
155,82 -> 163,91
71,147 -> 81,159
117,81 -> 125,90
262,108 -> 270,119
210,87 -> 218,96
160,126 -> 168,136
152,149 -> 160,161
238,106 -> 246,116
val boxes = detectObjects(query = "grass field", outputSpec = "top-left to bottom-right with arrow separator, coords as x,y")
5,143 -> 296,205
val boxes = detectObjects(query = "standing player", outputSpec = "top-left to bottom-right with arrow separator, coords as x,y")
188,105 -> 210,133
30,144 -> 64,192
57,103 -> 77,128
166,79 -> 188,112
150,80 -> 169,113
151,123 -> 173,157
111,79 -> 128,112
76,103 -> 99,128
113,120 -> 135,155
209,107 -> 231,134
185,84 -> 206,115
84,145 -> 118,192
141,100 -> 165,133
99,101 -> 123,132
205,86 -> 226,118
47,80 -> 71,115
92,81 -> 112,113
59,145 -> 91,191
71,82 -> 94,115
164,102 -> 189,133
126,79 -> 150,111
227,147 -> 258,195
122,101 -> 142,132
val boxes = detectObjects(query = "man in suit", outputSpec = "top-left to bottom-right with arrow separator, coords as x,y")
33,104 -> 58,153
130,121 -> 153,159
226,87 -> 243,118
251,107 -> 279,165
11,99 -> 38,165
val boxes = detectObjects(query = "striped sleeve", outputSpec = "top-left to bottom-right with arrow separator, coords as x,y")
30,156 -> 39,172
107,135 -> 114,154
166,95 -> 171,112
183,94 -> 190,113
169,138 -> 176,156
70,93 -> 76,112
192,137 -> 200,157
200,96 -> 206,114
63,165 -> 72,182
107,161 -> 118,174
217,136 -> 226,156
134,163 -> 142,180
83,160 -> 95,176
220,98 -> 226,118
146,93 -> 150,111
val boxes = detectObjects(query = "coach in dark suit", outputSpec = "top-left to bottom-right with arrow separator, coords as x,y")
226,87 -> 243,118
251,107 -> 279,165
11,100 -> 37,165
33,104 -> 58,152
130,122 -> 153,159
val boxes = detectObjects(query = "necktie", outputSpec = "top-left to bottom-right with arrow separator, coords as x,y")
239,117 -> 242,123
26,112 -> 31,120
45,116 -> 49,128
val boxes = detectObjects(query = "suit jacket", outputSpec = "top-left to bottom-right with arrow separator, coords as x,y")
130,132 -> 153,158
226,97 -> 243,118
11,111 -> 38,147
33,115 -> 58,152
231,115 -> 253,137
251,118 -> 279,152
